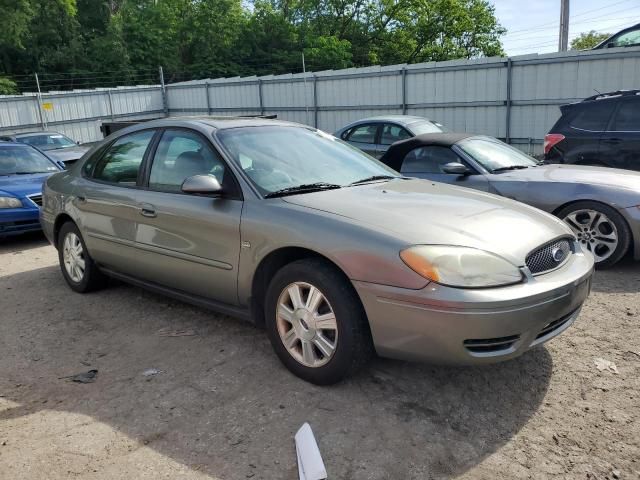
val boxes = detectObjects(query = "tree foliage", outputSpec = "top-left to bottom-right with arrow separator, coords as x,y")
0,0 -> 506,90
570,31 -> 611,50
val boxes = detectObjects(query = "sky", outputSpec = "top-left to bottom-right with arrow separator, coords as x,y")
491,0 -> 640,56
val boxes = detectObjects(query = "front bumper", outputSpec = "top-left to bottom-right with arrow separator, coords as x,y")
0,207 -> 41,237
354,251 -> 594,364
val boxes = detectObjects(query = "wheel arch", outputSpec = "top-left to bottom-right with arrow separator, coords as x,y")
53,213 -> 76,248
553,199 -> 635,260
249,246 -> 358,328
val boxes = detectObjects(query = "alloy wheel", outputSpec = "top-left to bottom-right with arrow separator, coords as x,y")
63,232 -> 86,283
276,282 -> 338,368
563,209 -> 619,263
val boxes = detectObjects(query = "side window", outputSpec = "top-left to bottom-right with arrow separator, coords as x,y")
569,101 -> 616,131
611,28 -> 640,47
346,124 -> 378,144
149,129 -> 226,193
610,98 -> 640,131
92,130 -> 155,185
380,124 -> 412,145
401,146 -> 462,174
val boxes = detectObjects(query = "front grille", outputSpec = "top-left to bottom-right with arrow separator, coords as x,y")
27,194 -> 43,207
463,334 -> 520,354
526,238 -> 572,275
535,309 -> 577,340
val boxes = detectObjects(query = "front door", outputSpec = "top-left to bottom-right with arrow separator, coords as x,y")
134,128 -> 242,305
398,145 -> 490,191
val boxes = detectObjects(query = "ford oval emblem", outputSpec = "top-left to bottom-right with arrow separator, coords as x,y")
552,247 -> 566,262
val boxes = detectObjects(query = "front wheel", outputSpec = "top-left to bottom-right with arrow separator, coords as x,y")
558,201 -> 631,268
264,258 -> 373,385
57,222 -> 107,292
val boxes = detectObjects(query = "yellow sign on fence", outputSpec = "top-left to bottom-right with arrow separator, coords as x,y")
42,102 -> 53,111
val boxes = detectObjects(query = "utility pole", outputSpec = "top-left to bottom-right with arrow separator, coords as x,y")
34,73 -> 46,129
558,0 -> 570,51
302,52 -> 310,125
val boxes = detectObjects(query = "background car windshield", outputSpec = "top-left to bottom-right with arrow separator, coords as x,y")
217,126 -> 398,194
0,146 -> 58,175
410,121 -> 449,135
20,134 -> 76,150
458,137 -> 538,171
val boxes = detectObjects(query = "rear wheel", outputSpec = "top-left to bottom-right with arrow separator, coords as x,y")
58,222 -> 107,292
557,201 -> 631,268
264,258 -> 373,385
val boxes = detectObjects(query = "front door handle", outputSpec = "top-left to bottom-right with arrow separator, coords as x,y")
140,203 -> 156,218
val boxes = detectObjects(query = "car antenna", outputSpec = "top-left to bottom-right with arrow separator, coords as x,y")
593,88 -> 601,95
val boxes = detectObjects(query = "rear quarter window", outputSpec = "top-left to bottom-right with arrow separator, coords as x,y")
568,100 -> 616,131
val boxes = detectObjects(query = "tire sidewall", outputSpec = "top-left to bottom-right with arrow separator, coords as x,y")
58,222 -> 93,293
264,260 -> 367,385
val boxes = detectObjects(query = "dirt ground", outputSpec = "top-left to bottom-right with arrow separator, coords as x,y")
0,232 -> 638,480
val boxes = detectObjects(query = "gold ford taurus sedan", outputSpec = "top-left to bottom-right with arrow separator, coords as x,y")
40,117 -> 594,384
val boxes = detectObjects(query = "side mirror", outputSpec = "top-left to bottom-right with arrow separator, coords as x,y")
442,162 -> 471,175
181,175 -> 223,196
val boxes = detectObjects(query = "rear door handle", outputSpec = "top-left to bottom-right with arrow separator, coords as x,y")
139,203 -> 156,218
602,138 -> 622,144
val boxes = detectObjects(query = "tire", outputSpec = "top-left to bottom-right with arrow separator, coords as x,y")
557,201 -> 631,269
264,258 -> 374,385
57,222 -> 108,293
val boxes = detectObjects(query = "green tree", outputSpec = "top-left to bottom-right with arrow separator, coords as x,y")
571,31 -> 610,50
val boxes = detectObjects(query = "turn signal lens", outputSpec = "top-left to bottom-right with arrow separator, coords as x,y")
400,248 -> 440,282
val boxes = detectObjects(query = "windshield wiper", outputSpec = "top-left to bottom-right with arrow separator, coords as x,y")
265,182 -> 342,198
492,165 -> 529,173
13,171 -> 48,175
349,175 -> 397,185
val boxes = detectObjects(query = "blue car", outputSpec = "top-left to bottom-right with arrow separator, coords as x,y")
0,143 -> 63,237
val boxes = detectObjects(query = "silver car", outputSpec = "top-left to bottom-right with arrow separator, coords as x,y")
380,133 -> 640,268
334,115 -> 448,158
41,117 -> 594,384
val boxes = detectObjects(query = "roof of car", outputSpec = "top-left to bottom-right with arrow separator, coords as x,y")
380,132 -> 476,170
13,131 -> 64,137
119,116 -> 306,133
0,141 -> 31,147
342,115 -> 436,128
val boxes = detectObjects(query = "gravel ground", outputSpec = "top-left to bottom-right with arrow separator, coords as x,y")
0,232 -> 638,480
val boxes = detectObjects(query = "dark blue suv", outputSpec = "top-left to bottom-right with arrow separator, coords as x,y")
544,90 -> 640,171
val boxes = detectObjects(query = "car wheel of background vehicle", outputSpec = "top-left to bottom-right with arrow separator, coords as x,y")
57,222 -> 107,293
558,201 -> 631,268
264,258 -> 374,385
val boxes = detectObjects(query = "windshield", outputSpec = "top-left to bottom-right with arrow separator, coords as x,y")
410,120 -> 449,135
19,133 -> 76,150
217,126 -> 399,196
0,146 -> 58,175
457,137 -> 538,171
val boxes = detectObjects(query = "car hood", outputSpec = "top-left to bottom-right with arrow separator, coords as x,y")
45,145 -> 91,162
496,164 -> 640,191
282,178 -> 572,266
0,172 -> 53,198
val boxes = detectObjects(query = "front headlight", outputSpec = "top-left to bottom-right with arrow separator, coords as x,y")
0,196 -> 23,209
400,245 -> 523,288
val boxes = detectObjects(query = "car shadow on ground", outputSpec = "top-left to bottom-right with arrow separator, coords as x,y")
0,264 -> 553,479
0,232 -> 49,255
590,256 -> 640,294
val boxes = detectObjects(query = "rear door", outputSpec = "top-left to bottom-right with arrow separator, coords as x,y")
342,123 -> 380,157
601,96 -> 640,171
377,123 -> 412,157
77,129 -> 157,276
134,128 -> 243,304
398,145 -> 490,191
561,100 -> 617,165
